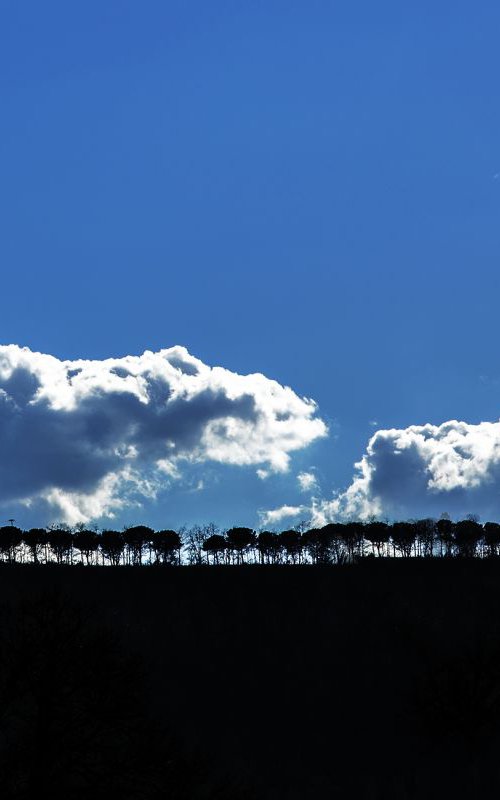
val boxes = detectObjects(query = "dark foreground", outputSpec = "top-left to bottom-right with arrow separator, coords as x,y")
1,560 -> 500,799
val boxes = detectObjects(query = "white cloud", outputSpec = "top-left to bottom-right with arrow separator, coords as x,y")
312,419 -> 500,524
259,504 -> 308,527
297,470 -> 318,492
0,344 -> 327,523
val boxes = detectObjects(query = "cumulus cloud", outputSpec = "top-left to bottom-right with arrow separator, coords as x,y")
259,504 -> 308,527
312,419 -> 500,525
297,470 -> 318,492
0,344 -> 327,524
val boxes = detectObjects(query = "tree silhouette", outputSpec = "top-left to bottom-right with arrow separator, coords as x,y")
73,529 -> 99,565
153,530 -> 182,565
341,522 -> 365,561
319,524 -> 344,564
226,528 -> 256,565
483,522 -> 500,557
279,530 -> 302,564
364,521 -> 390,557
9,513 -> 500,569
454,519 -> 483,558
202,534 -> 227,565
22,528 -> 47,565
413,518 -> 437,557
256,531 -> 280,564
100,530 -> 125,566
391,522 -> 415,558
436,517 -> 454,557
48,528 -> 73,564
123,526 -> 153,565
184,525 -> 209,565
0,526 -> 23,563
301,529 -> 321,564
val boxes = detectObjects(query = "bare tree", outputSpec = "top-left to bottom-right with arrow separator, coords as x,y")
184,525 -> 209,565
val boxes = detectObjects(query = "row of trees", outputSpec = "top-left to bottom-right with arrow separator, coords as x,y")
0,515 -> 500,566
0,525 -> 181,566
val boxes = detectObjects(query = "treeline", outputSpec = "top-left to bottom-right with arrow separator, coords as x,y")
1,515 -> 500,566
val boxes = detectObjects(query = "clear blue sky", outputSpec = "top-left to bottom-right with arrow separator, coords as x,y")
1,1 -> 500,528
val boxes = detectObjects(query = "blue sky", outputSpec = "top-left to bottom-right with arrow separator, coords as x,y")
1,1 -> 500,529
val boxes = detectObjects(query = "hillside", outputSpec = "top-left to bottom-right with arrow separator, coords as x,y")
1,560 -> 500,798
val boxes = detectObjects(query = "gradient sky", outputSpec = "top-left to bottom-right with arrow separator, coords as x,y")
1,1 -> 500,529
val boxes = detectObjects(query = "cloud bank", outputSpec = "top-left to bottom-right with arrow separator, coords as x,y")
0,345 -> 327,524
312,419 -> 500,525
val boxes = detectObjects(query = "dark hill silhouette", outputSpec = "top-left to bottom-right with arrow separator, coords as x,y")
0,587 -> 252,800
1,560 -> 500,797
